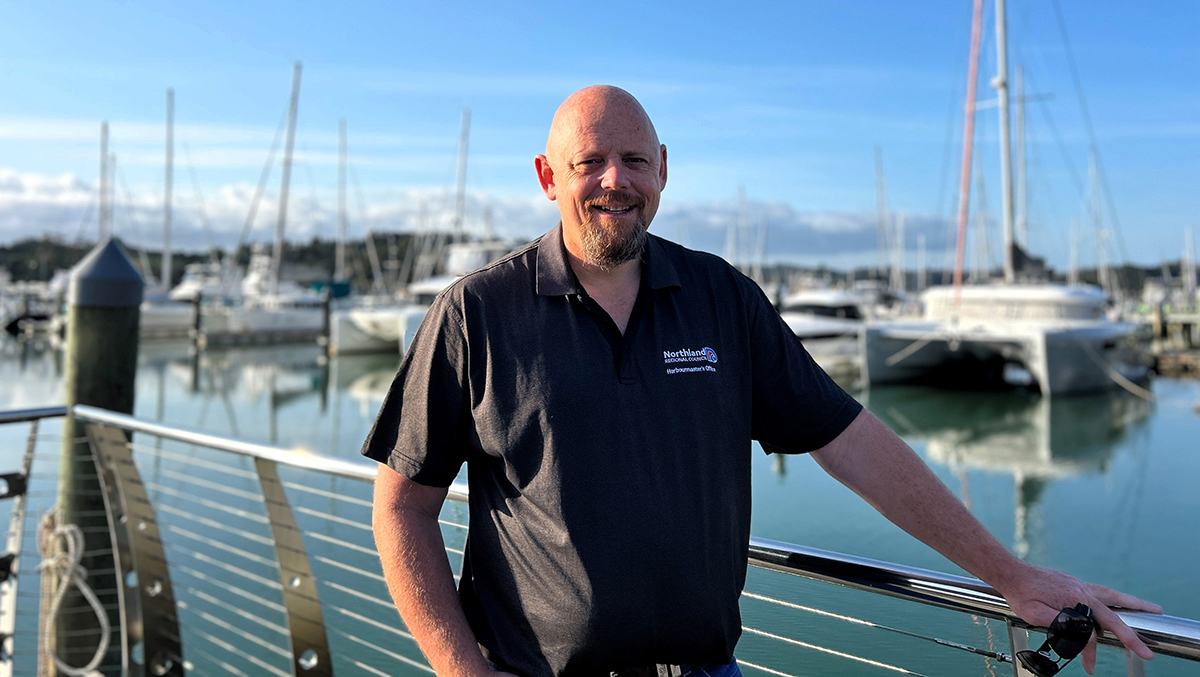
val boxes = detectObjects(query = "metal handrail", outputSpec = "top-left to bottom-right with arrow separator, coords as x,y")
48,405 -> 1200,663
0,405 -> 66,425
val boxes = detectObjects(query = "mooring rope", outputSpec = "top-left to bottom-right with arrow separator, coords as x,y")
36,510 -> 109,677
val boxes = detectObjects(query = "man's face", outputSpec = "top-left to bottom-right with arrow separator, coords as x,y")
537,91 -> 668,270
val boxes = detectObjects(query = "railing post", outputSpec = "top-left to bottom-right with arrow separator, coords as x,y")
0,422 -> 38,677
1006,622 -> 1036,677
255,458 -> 332,676
58,238 -> 143,673
88,423 -> 183,676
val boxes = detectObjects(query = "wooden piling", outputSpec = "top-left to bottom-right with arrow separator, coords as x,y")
56,238 -> 143,674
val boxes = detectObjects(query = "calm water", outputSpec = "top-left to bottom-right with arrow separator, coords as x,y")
2,336 -> 1197,675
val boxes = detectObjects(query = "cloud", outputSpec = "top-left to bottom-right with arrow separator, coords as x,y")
0,168 -> 949,270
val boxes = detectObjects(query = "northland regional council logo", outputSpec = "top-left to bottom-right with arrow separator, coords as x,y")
663,346 -> 718,374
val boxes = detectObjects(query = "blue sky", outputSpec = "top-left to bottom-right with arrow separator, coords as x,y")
1,0 -> 1196,270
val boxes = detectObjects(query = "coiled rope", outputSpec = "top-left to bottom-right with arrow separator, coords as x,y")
36,510 -> 109,677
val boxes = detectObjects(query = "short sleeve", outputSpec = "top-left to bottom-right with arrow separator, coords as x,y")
744,280 -> 863,453
360,294 -> 473,486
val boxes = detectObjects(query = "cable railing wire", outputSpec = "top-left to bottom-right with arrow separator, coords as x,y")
742,590 -> 1011,664
741,625 -> 927,676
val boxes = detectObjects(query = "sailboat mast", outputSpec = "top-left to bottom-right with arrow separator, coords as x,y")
874,147 -> 891,283
952,0 -> 986,304
337,118 -> 347,281
99,121 -> 110,240
995,0 -> 1016,283
1015,66 -> 1027,249
1184,229 -> 1196,308
163,88 -> 174,290
452,108 -> 470,236
272,61 -> 302,296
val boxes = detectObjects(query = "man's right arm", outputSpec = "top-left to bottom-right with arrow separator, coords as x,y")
372,465 -> 509,677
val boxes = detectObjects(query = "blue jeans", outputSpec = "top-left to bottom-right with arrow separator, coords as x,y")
682,658 -> 742,677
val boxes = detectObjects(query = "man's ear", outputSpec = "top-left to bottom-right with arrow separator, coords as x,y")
534,155 -> 557,200
658,144 -> 668,190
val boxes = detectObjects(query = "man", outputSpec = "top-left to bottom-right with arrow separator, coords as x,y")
365,86 -> 1159,677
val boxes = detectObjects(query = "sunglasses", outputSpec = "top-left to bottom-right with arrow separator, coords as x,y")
1016,604 -> 1100,676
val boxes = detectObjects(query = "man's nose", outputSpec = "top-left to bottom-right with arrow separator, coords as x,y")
599,161 -> 630,191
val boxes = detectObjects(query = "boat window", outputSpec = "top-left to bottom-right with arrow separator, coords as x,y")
782,304 -> 862,320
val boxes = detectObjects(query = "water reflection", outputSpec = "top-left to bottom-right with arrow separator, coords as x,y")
865,386 -> 1152,557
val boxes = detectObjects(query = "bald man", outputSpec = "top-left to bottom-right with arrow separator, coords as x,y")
365,86 -> 1159,677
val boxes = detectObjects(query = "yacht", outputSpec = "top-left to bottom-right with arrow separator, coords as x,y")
862,284 -> 1150,394
777,289 -> 867,376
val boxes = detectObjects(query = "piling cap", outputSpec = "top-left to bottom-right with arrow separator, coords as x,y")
68,238 -> 144,307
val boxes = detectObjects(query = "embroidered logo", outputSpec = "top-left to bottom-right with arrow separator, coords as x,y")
663,347 -> 718,374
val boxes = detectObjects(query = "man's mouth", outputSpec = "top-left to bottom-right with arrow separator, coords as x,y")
591,204 -> 636,215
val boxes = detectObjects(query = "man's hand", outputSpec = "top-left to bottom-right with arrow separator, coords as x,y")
996,561 -> 1162,674
813,410 -> 1163,674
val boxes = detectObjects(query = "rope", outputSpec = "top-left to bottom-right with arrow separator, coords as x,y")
35,510 -> 109,677
1081,341 -> 1155,401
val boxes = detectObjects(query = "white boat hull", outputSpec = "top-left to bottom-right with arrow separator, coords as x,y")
862,320 -> 1150,395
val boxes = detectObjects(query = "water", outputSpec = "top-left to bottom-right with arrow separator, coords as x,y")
2,337 -> 1197,675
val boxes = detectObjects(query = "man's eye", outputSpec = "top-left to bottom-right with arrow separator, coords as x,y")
625,157 -> 646,163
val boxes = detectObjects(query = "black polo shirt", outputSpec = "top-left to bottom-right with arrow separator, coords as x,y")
362,224 -> 861,677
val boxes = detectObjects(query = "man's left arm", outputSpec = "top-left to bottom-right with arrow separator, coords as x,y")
811,409 -> 1161,674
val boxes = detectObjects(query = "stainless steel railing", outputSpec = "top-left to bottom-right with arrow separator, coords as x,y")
0,404 -> 1197,676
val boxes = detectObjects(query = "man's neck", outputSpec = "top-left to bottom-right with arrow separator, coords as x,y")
562,233 -> 642,335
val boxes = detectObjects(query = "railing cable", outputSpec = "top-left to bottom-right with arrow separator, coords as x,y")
743,591 -> 1012,663
741,625 -> 927,676
326,625 -> 434,674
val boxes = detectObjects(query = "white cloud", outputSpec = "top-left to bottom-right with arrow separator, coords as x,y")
0,168 -> 951,270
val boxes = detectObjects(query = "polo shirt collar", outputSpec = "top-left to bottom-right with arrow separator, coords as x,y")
536,223 -> 682,297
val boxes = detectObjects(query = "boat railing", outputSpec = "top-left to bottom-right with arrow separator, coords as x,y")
0,404 -> 1196,677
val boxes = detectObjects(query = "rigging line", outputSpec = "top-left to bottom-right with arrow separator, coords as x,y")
1080,341 -> 1154,401
936,0 -> 975,276
1024,69 -> 1084,197
743,591 -> 1012,663
73,187 -> 99,244
1050,0 -> 1128,264
237,109 -> 289,255
741,626 -> 927,676
180,142 -> 220,257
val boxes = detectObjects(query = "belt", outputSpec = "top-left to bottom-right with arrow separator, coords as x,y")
609,665 -> 686,677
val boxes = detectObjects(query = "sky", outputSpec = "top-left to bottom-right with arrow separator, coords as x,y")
1,0 -> 1196,272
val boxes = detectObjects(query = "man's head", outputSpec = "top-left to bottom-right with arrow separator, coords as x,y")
535,86 -> 667,270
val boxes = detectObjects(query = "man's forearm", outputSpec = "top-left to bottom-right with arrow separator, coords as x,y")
811,410 -> 1031,593
373,474 -> 491,677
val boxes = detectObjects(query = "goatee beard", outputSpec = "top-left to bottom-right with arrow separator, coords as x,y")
580,214 -> 648,271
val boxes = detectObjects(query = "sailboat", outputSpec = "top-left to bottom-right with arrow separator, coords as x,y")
330,109 -> 515,355
197,63 -> 327,344
861,0 -> 1150,396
